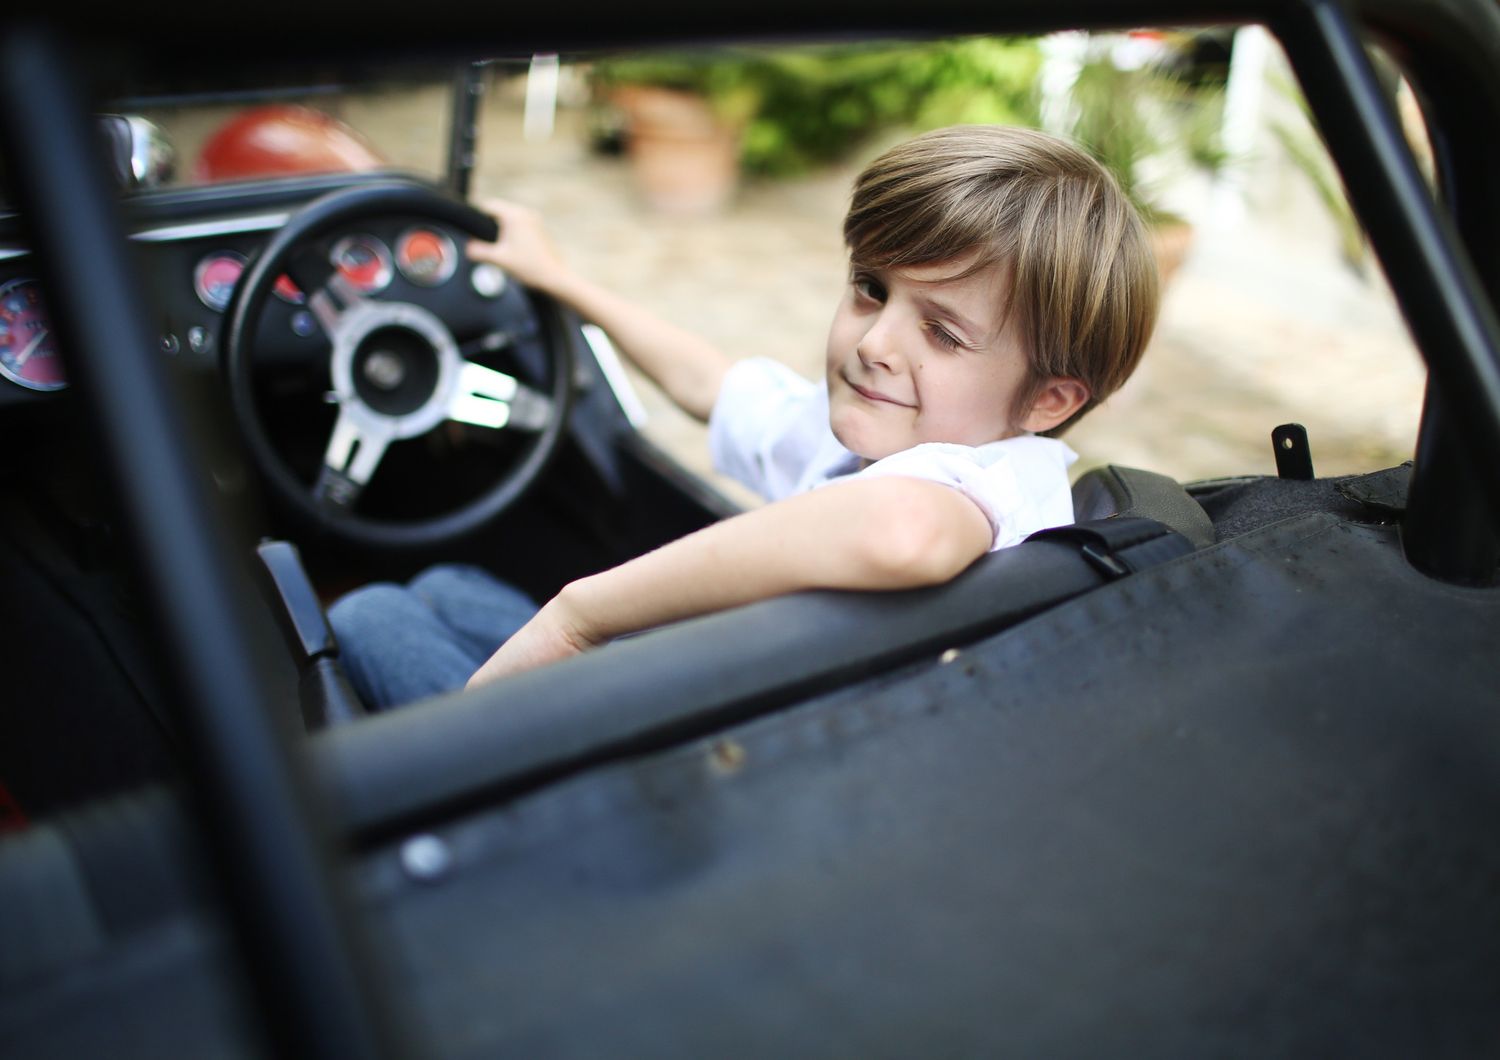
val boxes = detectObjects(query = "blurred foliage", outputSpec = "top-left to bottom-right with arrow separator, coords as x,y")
1065,38 -> 1227,226
1267,71 -> 1368,270
738,39 -> 1043,175
594,38 -> 1043,176
592,32 -> 1234,222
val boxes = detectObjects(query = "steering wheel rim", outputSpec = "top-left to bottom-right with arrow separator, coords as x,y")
223,180 -> 573,550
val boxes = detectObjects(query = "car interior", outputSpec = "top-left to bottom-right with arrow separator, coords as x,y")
1,0 -> 1498,1054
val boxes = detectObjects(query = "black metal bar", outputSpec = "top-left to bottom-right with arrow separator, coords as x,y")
1403,383 -> 1500,584
1350,0 -> 1500,583
447,61 -> 485,198
0,23 -> 404,1059
1271,423 -> 1315,481
1273,0 -> 1500,581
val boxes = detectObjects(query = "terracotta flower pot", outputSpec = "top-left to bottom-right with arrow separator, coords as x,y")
612,85 -> 740,216
1150,220 -> 1194,286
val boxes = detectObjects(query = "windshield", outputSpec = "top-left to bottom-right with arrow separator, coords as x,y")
115,69 -> 481,191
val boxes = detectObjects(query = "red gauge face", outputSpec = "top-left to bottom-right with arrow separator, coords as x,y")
0,278 -> 65,391
330,235 -> 393,295
395,227 -> 458,287
194,251 -> 247,312
273,274 -> 307,305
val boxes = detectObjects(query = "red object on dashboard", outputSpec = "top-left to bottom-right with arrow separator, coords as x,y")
192,105 -> 385,182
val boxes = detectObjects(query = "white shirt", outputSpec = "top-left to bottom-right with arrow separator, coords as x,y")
708,357 -> 1078,551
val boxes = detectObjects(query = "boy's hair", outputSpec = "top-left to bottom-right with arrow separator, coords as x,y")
843,125 -> 1159,435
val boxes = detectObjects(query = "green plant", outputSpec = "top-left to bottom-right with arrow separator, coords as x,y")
1267,71 -> 1369,271
1065,39 -> 1227,226
592,38 -> 1044,177
737,38 -> 1043,175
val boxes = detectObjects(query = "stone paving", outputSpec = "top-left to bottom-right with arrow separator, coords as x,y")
470,92 -> 1427,505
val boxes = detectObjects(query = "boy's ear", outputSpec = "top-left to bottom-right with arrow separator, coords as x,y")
1018,377 -> 1091,433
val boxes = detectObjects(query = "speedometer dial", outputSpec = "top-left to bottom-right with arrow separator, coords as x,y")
0,278 -> 66,392
395,227 -> 457,287
330,234 -> 393,295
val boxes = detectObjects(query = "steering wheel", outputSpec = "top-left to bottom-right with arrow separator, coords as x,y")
223,181 -> 573,550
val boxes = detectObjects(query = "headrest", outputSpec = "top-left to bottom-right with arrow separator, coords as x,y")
1071,466 -> 1217,550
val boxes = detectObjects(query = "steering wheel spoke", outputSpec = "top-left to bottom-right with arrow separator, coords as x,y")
315,408 -> 390,509
307,273 -> 367,340
449,360 -> 554,431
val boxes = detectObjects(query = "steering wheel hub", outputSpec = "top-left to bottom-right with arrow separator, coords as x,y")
329,297 -> 457,433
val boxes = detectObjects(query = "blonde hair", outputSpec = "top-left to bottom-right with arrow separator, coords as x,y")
843,125 -> 1159,435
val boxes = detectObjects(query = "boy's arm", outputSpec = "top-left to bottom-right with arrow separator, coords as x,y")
467,198 -> 731,421
466,476 -> 993,688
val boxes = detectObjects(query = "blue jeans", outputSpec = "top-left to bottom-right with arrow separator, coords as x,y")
327,564 -> 538,710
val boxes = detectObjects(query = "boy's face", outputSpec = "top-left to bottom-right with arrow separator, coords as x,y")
825,256 -> 1042,461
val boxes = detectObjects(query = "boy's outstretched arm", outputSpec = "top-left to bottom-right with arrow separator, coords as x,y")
467,198 -> 731,421
466,477 -> 993,688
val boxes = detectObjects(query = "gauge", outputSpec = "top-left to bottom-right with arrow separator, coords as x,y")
0,278 -> 66,392
273,274 -> 307,305
193,251 -> 247,312
330,234 -> 393,295
395,227 -> 458,287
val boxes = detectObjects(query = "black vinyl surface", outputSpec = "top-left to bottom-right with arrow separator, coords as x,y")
4,509 -> 1498,1057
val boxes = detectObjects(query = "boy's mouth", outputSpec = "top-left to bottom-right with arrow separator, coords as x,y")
843,374 -> 914,408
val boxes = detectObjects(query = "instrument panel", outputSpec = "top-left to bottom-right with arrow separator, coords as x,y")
0,214 -> 509,407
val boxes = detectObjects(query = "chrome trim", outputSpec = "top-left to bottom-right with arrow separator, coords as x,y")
131,212 -> 290,243
125,115 -> 175,188
2,213 -> 291,256
581,324 -> 648,428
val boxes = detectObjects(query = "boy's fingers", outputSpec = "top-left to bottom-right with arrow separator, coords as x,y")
465,238 -> 496,261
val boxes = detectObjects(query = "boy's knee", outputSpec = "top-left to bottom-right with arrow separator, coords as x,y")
410,563 -> 535,616
409,563 -> 493,598
327,582 -> 410,649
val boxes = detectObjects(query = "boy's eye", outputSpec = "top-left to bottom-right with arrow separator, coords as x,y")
926,323 -> 963,351
851,275 -> 886,303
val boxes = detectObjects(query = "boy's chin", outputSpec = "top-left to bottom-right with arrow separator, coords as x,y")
829,411 -> 902,463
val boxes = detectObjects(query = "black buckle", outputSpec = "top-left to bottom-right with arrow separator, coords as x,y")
1029,516 -> 1195,582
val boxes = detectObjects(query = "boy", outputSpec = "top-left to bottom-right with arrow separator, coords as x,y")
332,125 -> 1158,704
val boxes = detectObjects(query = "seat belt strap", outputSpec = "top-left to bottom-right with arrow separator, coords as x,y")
1027,517 -> 1196,581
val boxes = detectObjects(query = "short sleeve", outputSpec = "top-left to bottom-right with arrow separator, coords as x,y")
708,357 -> 828,500
853,438 -> 1077,551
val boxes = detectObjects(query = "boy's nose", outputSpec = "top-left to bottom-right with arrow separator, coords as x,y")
856,316 -> 904,372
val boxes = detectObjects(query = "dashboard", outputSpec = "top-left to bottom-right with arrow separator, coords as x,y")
0,172 -> 544,411
0,170 -> 585,538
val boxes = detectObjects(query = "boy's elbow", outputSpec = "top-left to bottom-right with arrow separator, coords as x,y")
855,482 -> 990,587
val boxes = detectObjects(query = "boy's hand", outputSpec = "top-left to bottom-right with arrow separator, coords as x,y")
466,198 -> 571,294
465,592 -> 601,690
465,196 -> 731,420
